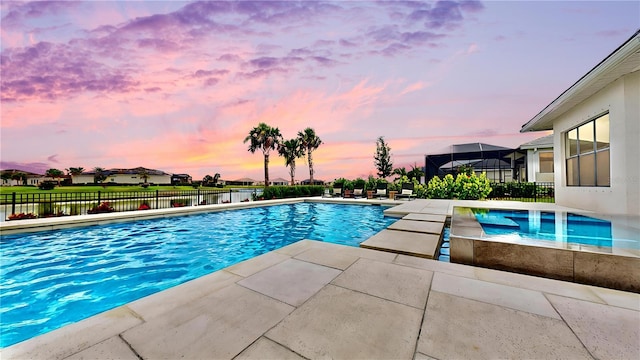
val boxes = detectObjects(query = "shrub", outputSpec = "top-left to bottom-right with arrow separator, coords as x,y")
261,185 -> 324,199
88,202 -> 115,214
38,181 -> 56,190
138,202 -> 151,210
365,176 -> 377,191
7,212 -> 37,220
171,199 -> 190,207
426,173 -> 491,200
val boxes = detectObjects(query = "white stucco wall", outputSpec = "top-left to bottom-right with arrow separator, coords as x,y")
526,149 -> 554,182
552,70 -> 639,215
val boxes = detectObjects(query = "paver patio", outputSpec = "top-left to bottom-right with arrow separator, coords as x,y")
3,239 -> 638,360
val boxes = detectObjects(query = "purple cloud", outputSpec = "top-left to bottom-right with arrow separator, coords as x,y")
203,78 -> 219,87
249,56 -> 280,69
339,39 -> 358,47
312,56 -> 339,67
194,69 -> 229,78
1,41 -> 139,101
217,54 -> 242,62
47,154 -> 60,163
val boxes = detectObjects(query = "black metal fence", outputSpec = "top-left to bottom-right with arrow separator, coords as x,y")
1,189 -> 261,221
487,182 -> 554,203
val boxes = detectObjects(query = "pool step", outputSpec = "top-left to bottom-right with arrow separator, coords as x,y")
360,213 -> 446,259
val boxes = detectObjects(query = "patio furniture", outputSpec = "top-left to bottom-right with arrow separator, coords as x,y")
352,184 -> 365,198
331,183 -> 343,197
395,183 -> 416,201
372,183 -> 388,199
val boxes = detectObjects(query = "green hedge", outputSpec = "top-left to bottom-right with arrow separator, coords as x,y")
260,185 -> 324,200
425,173 -> 492,200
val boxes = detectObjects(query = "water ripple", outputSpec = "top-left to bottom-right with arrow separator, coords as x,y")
0,203 -> 396,347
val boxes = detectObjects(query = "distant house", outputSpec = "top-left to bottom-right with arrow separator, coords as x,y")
171,174 -> 192,185
72,167 -> 172,185
519,134 -> 554,183
300,179 -> 325,185
0,169 -> 54,186
226,177 -> 256,186
270,177 -> 289,186
520,30 -> 639,215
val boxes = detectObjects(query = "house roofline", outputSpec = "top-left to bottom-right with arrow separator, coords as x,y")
521,29 -> 640,133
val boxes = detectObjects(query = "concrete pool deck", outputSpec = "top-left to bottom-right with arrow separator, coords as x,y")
2,198 -> 639,359
3,239 -> 638,360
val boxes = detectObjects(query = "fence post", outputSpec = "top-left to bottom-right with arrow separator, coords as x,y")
534,182 -> 537,202
11,192 -> 16,215
229,189 -> 233,203
155,190 -> 159,209
97,191 -> 101,204
197,189 -> 201,206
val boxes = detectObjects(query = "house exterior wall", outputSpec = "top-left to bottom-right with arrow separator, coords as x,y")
552,70 -> 639,215
72,174 -> 172,184
104,174 -> 171,184
72,174 -> 94,184
526,149 -> 554,182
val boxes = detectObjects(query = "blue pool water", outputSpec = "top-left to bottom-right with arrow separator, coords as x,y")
473,209 -> 621,248
0,203 -> 397,348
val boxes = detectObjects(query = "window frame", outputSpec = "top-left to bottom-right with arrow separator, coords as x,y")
565,112 -> 610,187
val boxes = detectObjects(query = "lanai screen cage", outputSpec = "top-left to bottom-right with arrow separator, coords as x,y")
425,143 -> 526,183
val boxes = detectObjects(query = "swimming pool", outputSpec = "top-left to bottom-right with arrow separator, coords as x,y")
473,209 -> 632,248
0,202 -> 397,348
450,207 -> 640,292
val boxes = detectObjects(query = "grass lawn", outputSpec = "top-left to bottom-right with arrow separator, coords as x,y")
0,185 -> 262,195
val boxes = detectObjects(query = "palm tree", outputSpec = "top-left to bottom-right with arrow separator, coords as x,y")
202,175 -> 213,186
278,138 -> 305,185
11,172 -> 26,186
138,168 -> 150,185
66,167 -> 84,176
298,127 -> 322,185
1,171 -> 12,185
93,167 -> 107,184
213,173 -> 221,185
393,167 -> 407,182
45,168 -> 64,185
408,163 -> 425,182
244,123 -> 282,187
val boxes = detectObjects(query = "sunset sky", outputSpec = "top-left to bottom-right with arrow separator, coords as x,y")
1,1 -> 638,182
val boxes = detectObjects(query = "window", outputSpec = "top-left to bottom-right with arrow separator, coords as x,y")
565,113 -> 610,186
539,151 -> 554,173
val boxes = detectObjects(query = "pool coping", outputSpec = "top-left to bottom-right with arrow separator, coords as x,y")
2,239 -> 638,359
0,197 -> 402,235
450,206 -> 640,293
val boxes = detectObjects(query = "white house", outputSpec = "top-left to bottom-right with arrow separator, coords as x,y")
519,134 -> 554,183
520,30 -> 639,215
72,167 -> 172,185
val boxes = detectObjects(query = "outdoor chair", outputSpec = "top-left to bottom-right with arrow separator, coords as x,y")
372,183 -> 388,199
331,183 -> 343,197
395,182 -> 416,201
352,184 -> 365,198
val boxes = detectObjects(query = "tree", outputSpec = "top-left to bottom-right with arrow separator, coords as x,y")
45,168 -> 64,185
213,173 -> 221,184
244,123 -> 282,187
298,127 -> 322,185
202,175 -> 213,186
278,138 -> 305,185
93,167 -> 107,184
11,172 -> 26,185
408,163 -> 425,182
1,171 -> 12,185
374,136 -> 393,178
393,167 -> 407,182
138,168 -> 149,185
66,167 -> 84,176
